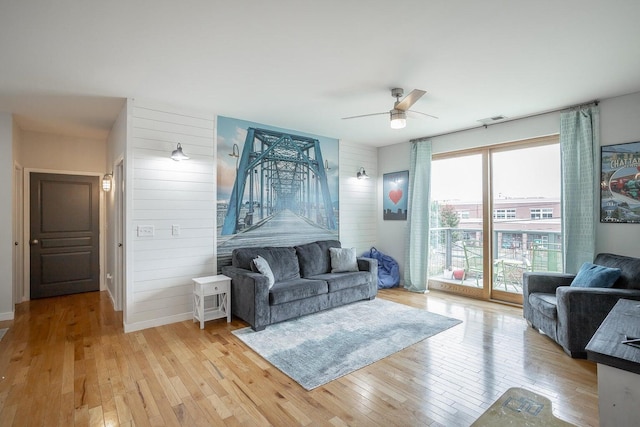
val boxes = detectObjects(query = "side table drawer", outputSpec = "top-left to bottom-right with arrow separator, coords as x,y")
200,280 -> 229,295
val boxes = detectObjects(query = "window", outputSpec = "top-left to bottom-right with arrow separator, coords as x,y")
530,208 -> 553,219
501,233 -> 522,248
493,209 -> 516,219
457,211 -> 470,219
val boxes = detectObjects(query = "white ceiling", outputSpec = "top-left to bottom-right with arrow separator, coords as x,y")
1,1 -> 640,147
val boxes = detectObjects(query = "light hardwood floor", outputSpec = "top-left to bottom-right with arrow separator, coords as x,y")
0,289 -> 598,426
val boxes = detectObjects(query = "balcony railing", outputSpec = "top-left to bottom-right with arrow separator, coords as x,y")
429,227 -> 562,292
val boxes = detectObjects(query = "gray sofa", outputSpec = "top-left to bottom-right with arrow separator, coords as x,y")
523,253 -> 640,358
221,240 -> 378,331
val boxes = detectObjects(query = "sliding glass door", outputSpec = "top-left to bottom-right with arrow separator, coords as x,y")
428,136 -> 561,304
490,142 -> 561,303
429,152 -> 486,298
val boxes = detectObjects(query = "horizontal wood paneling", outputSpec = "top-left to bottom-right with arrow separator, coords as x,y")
127,100 -> 215,332
132,105 -> 214,128
133,209 -> 213,220
339,140 -> 377,254
132,246 -> 215,262
133,167 -> 214,183
133,178 -> 214,192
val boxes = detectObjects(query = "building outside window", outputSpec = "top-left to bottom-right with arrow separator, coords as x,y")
457,211 -> 470,219
530,208 -> 553,219
494,209 -> 516,219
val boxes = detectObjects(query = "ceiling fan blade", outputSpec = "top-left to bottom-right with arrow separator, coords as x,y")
407,109 -> 439,120
395,89 -> 426,111
341,112 -> 387,120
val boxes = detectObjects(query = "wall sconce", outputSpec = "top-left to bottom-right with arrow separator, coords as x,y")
102,172 -> 113,192
171,143 -> 189,161
356,167 -> 370,180
228,143 -> 239,170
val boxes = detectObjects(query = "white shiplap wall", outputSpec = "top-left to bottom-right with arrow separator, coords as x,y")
126,100 -> 215,332
339,140 -> 377,254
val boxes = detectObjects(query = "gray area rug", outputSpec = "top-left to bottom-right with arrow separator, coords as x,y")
232,298 -> 462,390
0,328 -> 7,341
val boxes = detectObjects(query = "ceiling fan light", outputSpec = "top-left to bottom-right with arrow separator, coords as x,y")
390,110 -> 406,129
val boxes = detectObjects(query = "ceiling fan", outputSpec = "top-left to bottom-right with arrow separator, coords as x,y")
342,88 -> 438,129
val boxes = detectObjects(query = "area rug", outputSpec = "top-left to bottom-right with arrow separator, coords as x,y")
471,387 -> 576,426
232,298 -> 461,390
0,328 -> 7,341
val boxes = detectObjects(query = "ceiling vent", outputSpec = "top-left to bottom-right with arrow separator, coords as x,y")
478,115 -> 507,125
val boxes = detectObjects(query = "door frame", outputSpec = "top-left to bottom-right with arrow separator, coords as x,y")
13,162 -> 24,304
23,168 -> 106,301
114,158 -> 125,311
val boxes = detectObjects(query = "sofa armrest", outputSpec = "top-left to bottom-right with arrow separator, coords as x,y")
221,265 -> 271,331
555,287 -> 640,356
523,271 -> 576,296
357,257 -> 378,297
522,272 -> 575,323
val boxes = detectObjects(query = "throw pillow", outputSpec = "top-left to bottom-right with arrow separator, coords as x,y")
570,262 -> 622,288
253,255 -> 275,289
329,247 -> 359,273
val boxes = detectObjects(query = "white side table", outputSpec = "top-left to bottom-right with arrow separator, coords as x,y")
192,274 -> 231,329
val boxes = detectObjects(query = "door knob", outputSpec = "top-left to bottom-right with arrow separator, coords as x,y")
30,239 -> 39,245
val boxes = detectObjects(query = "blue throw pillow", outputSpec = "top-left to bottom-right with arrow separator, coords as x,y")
570,262 -> 622,288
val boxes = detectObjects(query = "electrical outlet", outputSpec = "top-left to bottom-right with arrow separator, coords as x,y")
137,225 -> 154,237
172,224 -> 180,236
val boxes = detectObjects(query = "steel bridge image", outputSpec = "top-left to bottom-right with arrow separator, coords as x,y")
221,127 -> 337,236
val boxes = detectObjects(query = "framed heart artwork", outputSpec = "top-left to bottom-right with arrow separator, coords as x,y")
383,170 -> 409,220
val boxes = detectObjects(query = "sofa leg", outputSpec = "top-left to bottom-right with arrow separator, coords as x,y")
252,325 -> 266,332
369,296 -> 376,301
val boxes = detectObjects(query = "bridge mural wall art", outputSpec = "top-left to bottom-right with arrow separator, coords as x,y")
216,116 -> 340,270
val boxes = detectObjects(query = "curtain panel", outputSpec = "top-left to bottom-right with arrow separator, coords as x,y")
404,140 -> 432,292
560,105 -> 599,274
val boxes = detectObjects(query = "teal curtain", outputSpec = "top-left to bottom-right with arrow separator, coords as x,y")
404,139 -> 432,292
560,105 -> 599,274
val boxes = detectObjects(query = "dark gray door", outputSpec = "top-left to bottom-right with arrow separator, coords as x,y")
30,173 -> 100,299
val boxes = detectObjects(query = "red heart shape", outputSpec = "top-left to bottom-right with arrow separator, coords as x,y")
389,189 -> 402,204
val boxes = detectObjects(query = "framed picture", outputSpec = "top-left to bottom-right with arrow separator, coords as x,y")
383,170 -> 409,220
600,141 -> 640,223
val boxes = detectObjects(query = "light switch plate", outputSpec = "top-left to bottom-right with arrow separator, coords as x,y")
137,225 -> 154,237
172,224 -> 180,236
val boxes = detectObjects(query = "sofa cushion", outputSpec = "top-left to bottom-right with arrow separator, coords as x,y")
295,240 -> 341,277
252,255 -> 275,289
311,271 -> 372,293
528,293 -> 558,320
330,247 -> 359,273
594,253 -> 640,289
570,262 -> 621,288
269,278 -> 328,305
232,247 -> 300,282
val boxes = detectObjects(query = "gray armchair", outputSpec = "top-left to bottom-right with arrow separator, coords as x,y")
523,253 -> 640,358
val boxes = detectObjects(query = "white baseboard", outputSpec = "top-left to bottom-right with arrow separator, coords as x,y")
106,287 -> 120,311
0,311 -> 15,321
123,312 -> 193,333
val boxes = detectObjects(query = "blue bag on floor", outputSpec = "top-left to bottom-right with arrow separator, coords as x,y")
361,247 -> 400,288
